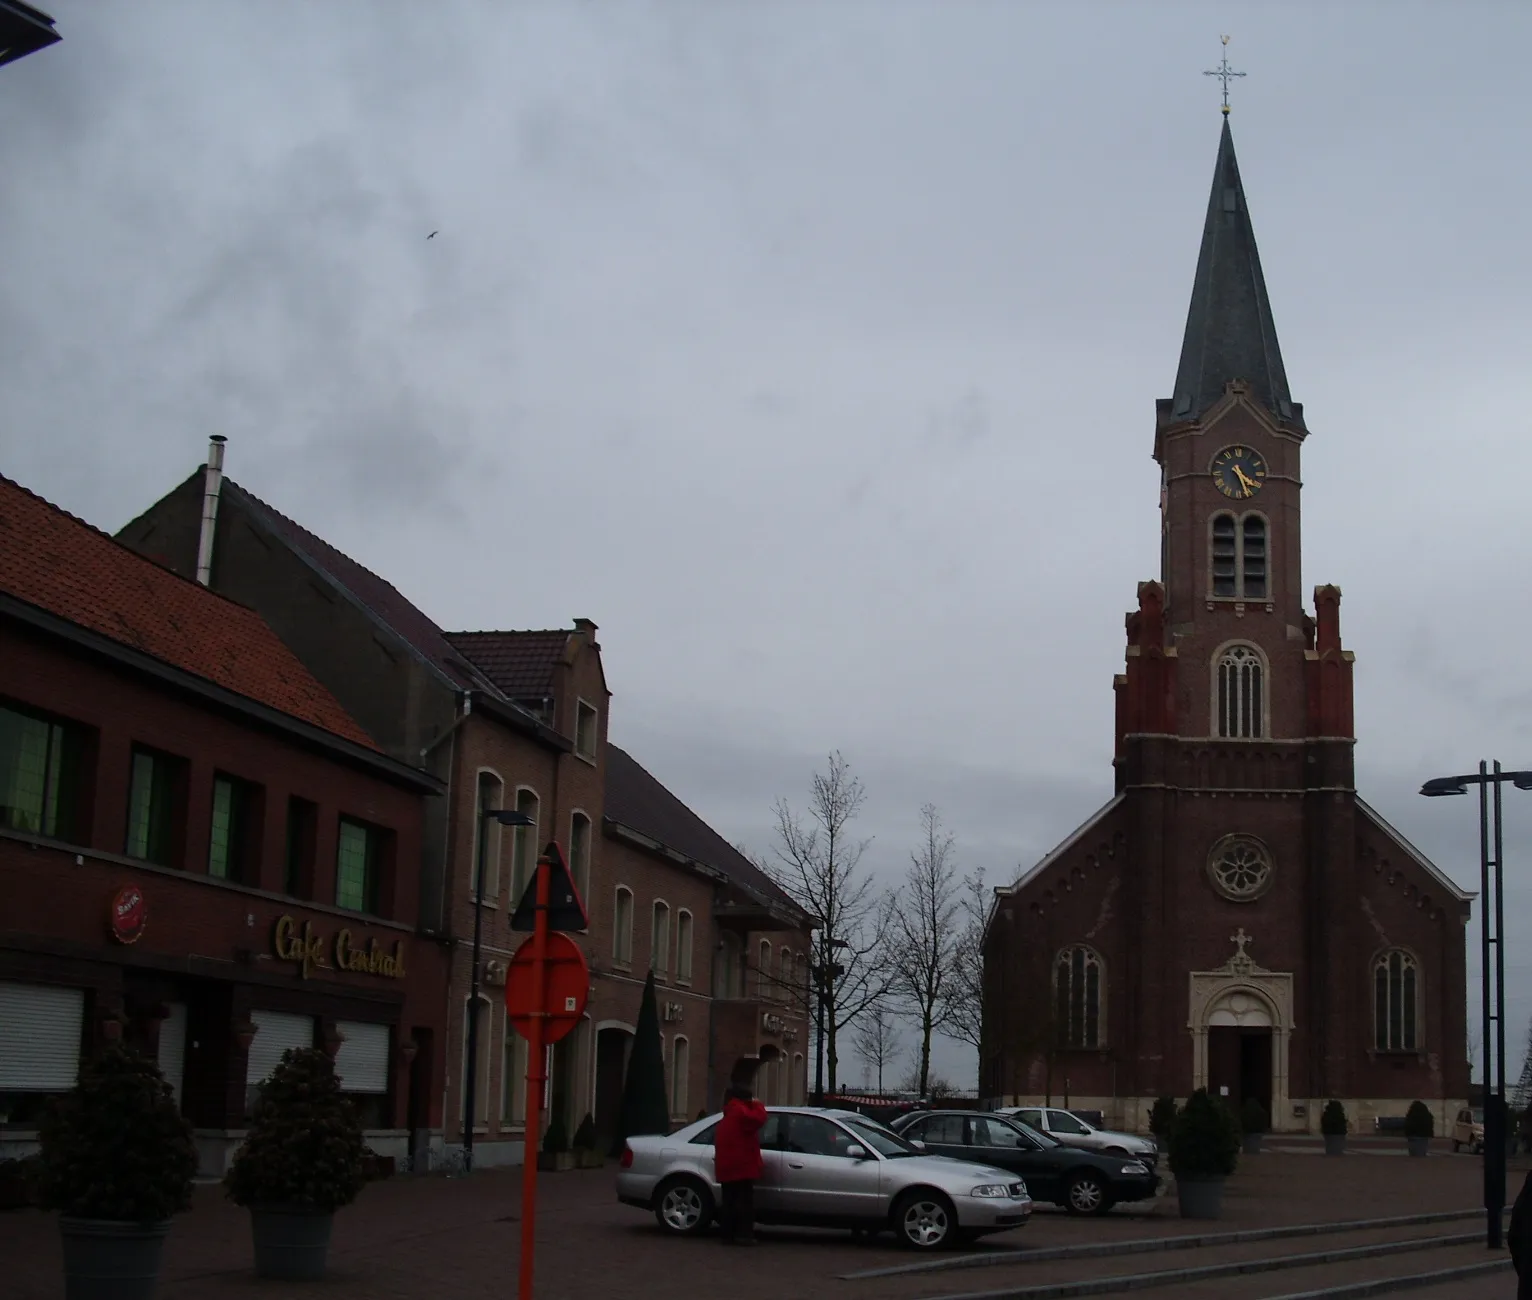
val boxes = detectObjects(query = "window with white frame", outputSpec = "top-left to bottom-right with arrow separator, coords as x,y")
671,1036 -> 689,1117
778,947 -> 791,1006
757,939 -> 772,999
613,887 -> 633,966
460,996 -> 493,1121
575,700 -> 598,759
651,901 -> 671,977
716,932 -> 742,998
792,1052 -> 804,1104
473,771 -> 505,899
509,787 -> 539,902
1054,946 -> 1103,1049
569,811 -> 592,905
1374,949 -> 1419,1052
1215,644 -> 1265,739
676,910 -> 693,983
501,1011 -> 527,1125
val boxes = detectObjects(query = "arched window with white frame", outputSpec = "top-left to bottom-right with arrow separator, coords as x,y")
651,900 -> 671,977
568,811 -> 592,907
757,939 -> 773,999
613,886 -> 633,966
509,786 -> 539,902
671,1036 -> 689,1117
1374,949 -> 1420,1052
1215,643 -> 1266,739
676,910 -> 693,983
778,947 -> 792,1006
473,770 -> 505,899
460,994 -> 493,1122
1054,945 -> 1103,1049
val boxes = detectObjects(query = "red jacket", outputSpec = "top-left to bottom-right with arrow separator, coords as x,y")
714,1096 -> 768,1183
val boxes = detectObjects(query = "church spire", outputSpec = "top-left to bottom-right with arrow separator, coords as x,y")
1169,118 -> 1302,431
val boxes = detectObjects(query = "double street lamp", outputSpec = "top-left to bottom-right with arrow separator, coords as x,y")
462,806 -> 536,1173
809,937 -> 848,1105
1419,761 -> 1532,1249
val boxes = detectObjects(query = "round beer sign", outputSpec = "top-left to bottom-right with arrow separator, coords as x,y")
109,885 -> 147,944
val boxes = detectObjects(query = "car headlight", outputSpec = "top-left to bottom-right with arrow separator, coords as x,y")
1121,1162 -> 1149,1175
970,1183 -> 1011,1198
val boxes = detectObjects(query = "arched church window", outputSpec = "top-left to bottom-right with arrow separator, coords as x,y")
1374,949 -> 1419,1052
1211,514 -> 1237,597
1053,946 -> 1102,1049
1241,515 -> 1268,599
1215,644 -> 1265,738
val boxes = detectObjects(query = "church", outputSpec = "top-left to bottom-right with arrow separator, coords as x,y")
981,114 -> 1471,1135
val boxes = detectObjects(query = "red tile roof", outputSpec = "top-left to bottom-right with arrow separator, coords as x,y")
445,630 -> 570,700
0,473 -> 379,750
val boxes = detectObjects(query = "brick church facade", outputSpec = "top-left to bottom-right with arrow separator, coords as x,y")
981,118 -> 1471,1135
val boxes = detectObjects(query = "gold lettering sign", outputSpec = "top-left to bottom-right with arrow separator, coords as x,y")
271,915 -> 406,981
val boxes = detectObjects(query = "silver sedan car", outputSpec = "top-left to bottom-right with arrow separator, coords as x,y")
998,1106 -> 1159,1165
617,1106 -> 1032,1250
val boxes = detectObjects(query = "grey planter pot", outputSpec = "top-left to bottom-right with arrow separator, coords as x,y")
250,1206 -> 335,1281
1323,1134 -> 1346,1156
58,1216 -> 170,1300
1242,1133 -> 1263,1155
1175,1176 -> 1224,1219
1406,1136 -> 1430,1157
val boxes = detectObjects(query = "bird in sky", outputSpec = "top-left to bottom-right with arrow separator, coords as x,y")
427,230 -> 438,240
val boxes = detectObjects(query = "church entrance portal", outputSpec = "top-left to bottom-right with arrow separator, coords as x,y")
1206,1025 -> 1273,1119
1189,933 -> 1294,1130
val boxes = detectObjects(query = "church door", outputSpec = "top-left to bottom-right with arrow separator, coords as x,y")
1207,1025 -> 1273,1116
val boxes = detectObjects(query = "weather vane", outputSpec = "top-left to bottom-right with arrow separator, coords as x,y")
1203,35 -> 1246,115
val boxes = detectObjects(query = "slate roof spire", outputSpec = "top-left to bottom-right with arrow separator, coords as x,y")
1170,118 -> 1302,430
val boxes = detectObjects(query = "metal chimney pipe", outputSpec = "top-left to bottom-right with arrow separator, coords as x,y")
195,435 -> 227,586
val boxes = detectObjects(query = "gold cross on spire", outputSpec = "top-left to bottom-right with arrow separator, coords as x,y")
1204,35 -> 1246,115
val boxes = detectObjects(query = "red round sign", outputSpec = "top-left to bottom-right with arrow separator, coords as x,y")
504,933 -> 590,1045
109,885 -> 147,944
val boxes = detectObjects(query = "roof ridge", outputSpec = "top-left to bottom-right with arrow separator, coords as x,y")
1,471 -> 264,619
447,628 -> 571,638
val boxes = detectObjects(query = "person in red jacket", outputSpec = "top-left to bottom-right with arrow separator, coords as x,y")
714,1081 -> 768,1245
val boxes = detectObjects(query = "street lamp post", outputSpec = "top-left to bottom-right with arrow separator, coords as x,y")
1419,761 -> 1532,1249
0,1 -> 60,70
462,807 -> 536,1173
810,939 -> 848,1105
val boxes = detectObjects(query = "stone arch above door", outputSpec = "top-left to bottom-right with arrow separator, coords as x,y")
1188,930 -> 1296,1130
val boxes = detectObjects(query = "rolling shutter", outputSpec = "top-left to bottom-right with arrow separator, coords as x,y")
245,1010 -> 314,1085
0,982 -> 83,1090
157,1002 -> 187,1105
333,1020 -> 390,1094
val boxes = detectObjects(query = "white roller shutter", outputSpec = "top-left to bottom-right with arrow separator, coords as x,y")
332,1020 -> 390,1094
0,982 -> 83,1090
157,1002 -> 187,1106
245,1010 -> 314,1085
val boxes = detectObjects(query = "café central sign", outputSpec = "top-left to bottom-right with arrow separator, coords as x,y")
272,915 -> 407,981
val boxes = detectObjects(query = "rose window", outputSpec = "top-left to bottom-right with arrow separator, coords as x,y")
1208,835 -> 1273,901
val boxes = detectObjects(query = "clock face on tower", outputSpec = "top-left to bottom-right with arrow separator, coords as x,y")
1211,445 -> 1268,499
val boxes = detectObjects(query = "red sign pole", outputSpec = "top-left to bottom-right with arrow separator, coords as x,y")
517,852 -> 551,1300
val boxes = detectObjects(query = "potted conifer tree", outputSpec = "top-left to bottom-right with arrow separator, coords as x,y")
571,1113 -> 602,1169
538,1101 -> 574,1172
1240,1097 -> 1269,1154
1403,1100 -> 1434,1158
1148,1096 -> 1178,1144
36,1044 -> 197,1300
1321,1099 -> 1349,1155
224,1047 -> 368,1280
1168,1087 -> 1239,1219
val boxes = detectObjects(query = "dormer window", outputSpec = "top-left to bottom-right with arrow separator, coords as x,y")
1210,512 -> 1269,600
574,700 -> 598,760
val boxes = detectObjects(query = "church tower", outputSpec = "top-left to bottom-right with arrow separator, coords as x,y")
984,114 -> 1470,1135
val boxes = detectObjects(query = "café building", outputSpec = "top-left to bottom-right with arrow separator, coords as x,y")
0,474 -> 448,1174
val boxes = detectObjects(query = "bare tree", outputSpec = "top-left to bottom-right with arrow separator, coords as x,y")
887,804 -> 960,1097
944,866 -> 989,1083
768,752 -> 888,1095
853,1001 -> 902,1094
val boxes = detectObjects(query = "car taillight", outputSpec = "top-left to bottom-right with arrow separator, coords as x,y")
620,1145 -> 634,1168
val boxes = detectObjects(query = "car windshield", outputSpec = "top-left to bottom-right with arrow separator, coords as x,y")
1004,1117 -> 1060,1148
843,1117 -> 919,1158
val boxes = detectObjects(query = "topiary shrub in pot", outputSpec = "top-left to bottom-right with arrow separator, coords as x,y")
1169,1088 -> 1238,1220
571,1113 -> 602,1169
36,1044 -> 196,1300
1403,1100 -> 1434,1157
1321,1099 -> 1348,1155
538,1104 -> 573,1172
224,1047 -> 368,1281
1148,1096 -> 1178,1143
1240,1097 -> 1269,1154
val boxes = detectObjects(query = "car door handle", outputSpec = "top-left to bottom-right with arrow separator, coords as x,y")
788,1161 -> 805,1169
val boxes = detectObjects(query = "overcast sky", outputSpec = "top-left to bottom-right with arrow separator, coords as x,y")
4,1 -> 1531,1093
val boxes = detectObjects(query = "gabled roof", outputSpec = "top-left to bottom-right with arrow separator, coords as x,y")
446,630 -> 570,701
986,794 -> 1125,937
1356,798 -> 1475,904
1169,118 -> 1303,431
0,472 -> 377,750
604,743 -> 805,920
221,480 -> 503,696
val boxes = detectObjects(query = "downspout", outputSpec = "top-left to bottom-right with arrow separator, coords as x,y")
433,690 -> 470,1160
194,435 -> 227,586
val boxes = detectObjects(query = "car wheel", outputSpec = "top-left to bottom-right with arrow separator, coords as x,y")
653,1176 -> 713,1236
1065,1172 -> 1110,1216
892,1188 -> 956,1250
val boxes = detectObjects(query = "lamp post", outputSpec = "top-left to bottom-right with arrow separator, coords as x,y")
462,807 -> 536,1173
810,938 -> 848,1105
0,1 -> 60,70
1419,761 -> 1532,1249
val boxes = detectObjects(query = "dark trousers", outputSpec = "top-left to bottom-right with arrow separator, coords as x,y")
720,1179 -> 755,1241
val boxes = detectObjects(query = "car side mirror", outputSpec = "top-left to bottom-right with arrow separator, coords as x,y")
909,1139 -> 926,1151
845,1144 -> 868,1160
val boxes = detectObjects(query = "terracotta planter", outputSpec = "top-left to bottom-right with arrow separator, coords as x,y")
249,1205 -> 334,1280
1175,1177 -> 1224,1219
59,1216 -> 169,1300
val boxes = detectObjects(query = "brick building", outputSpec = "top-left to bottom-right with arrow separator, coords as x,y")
0,474 -> 447,1175
981,118 -> 1470,1135
120,449 -> 811,1165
